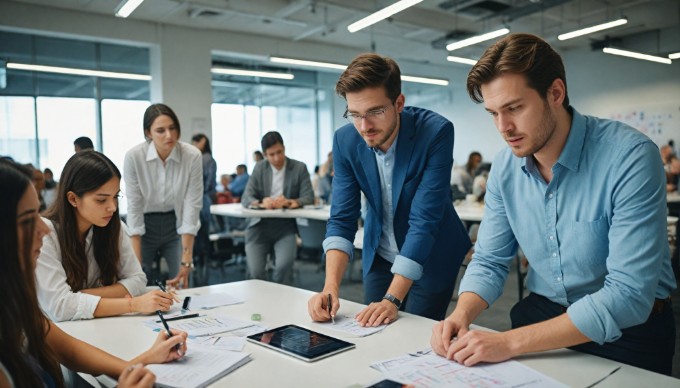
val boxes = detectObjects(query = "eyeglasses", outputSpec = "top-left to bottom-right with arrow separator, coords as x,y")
343,104 -> 393,125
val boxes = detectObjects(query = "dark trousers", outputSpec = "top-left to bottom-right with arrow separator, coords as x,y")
363,255 -> 456,321
510,293 -> 676,375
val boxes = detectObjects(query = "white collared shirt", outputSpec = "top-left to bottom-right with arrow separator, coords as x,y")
35,218 -> 147,322
270,160 -> 286,198
123,141 -> 203,236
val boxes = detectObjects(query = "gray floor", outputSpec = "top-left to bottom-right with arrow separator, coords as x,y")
197,253 -> 680,379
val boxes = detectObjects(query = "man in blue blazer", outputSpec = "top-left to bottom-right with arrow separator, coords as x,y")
308,54 -> 471,324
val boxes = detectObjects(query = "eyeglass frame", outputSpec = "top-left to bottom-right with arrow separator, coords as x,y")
343,101 -> 396,124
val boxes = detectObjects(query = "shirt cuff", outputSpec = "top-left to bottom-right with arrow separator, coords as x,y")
457,275 -> 500,307
72,293 -> 101,321
391,255 -> 424,281
567,295 -> 622,345
323,236 -> 354,261
177,223 -> 200,236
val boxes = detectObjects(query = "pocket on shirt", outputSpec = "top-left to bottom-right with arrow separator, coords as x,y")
567,216 -> 609,272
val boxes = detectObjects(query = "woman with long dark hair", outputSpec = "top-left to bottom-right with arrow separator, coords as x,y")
124,104 -> 203,288
36,151 -> 179,322
0,159 -> 187,388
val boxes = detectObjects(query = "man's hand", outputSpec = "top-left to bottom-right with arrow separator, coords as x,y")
308,290 -> 339,322
355,299 -> 398,327
431,317 -> 470,357
446,330 -> 517,366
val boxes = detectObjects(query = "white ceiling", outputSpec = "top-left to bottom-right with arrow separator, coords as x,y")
9,0 -> 680,67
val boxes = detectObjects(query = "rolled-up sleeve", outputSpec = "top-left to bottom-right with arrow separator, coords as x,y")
35,222 -> 100,321
323,236 -> 355,261
116,227 -> 147,296
177,148 -> 203,235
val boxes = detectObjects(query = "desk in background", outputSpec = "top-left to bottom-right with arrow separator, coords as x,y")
58,280 -> 678,387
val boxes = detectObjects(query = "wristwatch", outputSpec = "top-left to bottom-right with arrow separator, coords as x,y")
382,293 -> 402,309
180,261 -> 194,269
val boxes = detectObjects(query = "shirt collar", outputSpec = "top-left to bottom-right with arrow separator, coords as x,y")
270,158 -> 287,173
146,142 -> 180,163
372,131 -> 400,157
520,106 -> 584,176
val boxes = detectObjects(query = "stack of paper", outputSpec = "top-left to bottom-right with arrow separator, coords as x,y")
145,315 -> 255,337
313,314 -> 387,337
146,348 -> 251,388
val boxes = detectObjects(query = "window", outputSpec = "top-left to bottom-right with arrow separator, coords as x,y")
0,97 -> 37,162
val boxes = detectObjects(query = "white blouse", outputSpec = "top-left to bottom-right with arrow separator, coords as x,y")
35,218 -> 147,322
123,141 -> 203,236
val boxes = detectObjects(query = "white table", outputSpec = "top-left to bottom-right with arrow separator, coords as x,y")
211,203 -> 331,221
58,280 -> 678,387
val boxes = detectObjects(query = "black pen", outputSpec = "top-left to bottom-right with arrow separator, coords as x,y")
155,313 -> 200,323
155,279 -> 180,304
327,293 -> 335,324
156,311 -> 180,352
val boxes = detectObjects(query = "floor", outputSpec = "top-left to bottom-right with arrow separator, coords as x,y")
195,252 -> 680,379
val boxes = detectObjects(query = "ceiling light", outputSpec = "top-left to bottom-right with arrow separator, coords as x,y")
7,63 -> 151,80
115,0 -> 145,18
211,67 -> 295,80
348,0 -> 423,33
602,47 -> 671,64
401,75 -> 448,86
270,56 -> 347,70
446,56 -> 477,65
446,28 -> 509,51
558,18 -> 627,41
669,52 -> 680,60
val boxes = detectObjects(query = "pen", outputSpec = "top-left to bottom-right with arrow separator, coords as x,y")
155,313 -> 200,323
327,293 -> 335,324
156,310 -> 180,352
155,279 -> 180,304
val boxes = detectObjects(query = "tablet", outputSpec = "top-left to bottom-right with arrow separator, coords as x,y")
246,324 -> 355,362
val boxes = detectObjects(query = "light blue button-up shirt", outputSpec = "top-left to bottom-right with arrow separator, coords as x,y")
459,108 -> 676,344
323,132 -> 423,280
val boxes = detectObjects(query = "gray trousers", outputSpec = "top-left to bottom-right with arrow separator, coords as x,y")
245,218 -> 297,285
142,212 -> 181,284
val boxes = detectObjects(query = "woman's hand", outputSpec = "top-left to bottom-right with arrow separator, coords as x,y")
139,329 -> 188,365
167,266 -> 191,289
131,290 -> 178,313
118,364 -> 155,388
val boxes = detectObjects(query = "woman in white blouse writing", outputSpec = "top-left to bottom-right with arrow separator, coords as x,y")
124,104 -> 203,288
36,151 -> 178,322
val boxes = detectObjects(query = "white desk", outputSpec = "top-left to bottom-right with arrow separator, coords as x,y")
211,203 -> 330,221
454,202 -> 485,223
58,280 -> 678,387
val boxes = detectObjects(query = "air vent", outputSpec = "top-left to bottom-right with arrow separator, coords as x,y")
439,0 -> 512,19
188,8 -> 225,19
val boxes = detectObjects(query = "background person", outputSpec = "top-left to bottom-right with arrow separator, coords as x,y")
124,104 -> 203,289
73,136 -> 94,153
241,131 -> 314,284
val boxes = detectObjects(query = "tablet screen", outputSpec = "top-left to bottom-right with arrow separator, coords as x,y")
247,324 -> 355,362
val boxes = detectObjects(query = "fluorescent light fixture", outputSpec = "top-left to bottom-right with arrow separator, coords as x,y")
7,63 -> 151,80
558,18 -> 627,41
211,67 -> 294,80
401,75 -> 448,86
602,47 -> 672,64
446,28 -> 509,51
348,0 -> 423,33
115,0 -> 145,18
669,52 -> 680,60
446,56 -> 478,65
270,56 -> 347,70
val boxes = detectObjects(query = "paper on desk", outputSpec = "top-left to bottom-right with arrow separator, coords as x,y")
313,314 -> 387,337
145,315 -> 254,337
371,348 -> 567,388
146,348 -> 251,388
188,335 -> 247,352
188,293 -> 245,309
228,323 -> 269,337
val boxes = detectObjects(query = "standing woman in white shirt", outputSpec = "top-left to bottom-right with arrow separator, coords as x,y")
124,103 -> 203,289
36,151 -> 179,322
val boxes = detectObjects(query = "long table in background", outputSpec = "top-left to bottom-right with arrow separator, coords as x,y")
58,280 -> 678,387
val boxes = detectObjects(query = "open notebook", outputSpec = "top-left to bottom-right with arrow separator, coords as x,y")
146,348 -> 251,388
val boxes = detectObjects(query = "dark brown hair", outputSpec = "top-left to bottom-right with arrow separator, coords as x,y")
46,151 -> 122,292
261,131 -> 284,153
335,53 -> 401,102
0,160 -> 64,388
467,33 -> 569,109
143,103 -> 181,140
191,133 -> 212,155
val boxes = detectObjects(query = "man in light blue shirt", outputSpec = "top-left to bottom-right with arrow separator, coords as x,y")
431,33 -> 676,375
228,164 -> 249,198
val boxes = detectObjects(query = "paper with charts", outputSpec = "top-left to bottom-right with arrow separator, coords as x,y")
185,292 -> 245,309
145,315 -> 255,337
146,348 -> 251,388
371,348 -> 567,388
313,314 -> 387,337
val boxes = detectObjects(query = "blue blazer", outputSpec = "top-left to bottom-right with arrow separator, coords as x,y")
327,107 -> 471,292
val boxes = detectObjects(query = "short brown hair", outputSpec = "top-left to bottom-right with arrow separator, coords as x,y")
467,33 -> 569,109
336,53 -> 401,102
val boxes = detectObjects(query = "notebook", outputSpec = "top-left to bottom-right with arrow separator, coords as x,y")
146,348 -> 251,388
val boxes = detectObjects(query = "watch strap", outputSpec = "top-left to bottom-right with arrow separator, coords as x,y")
382,293 -> 402,309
